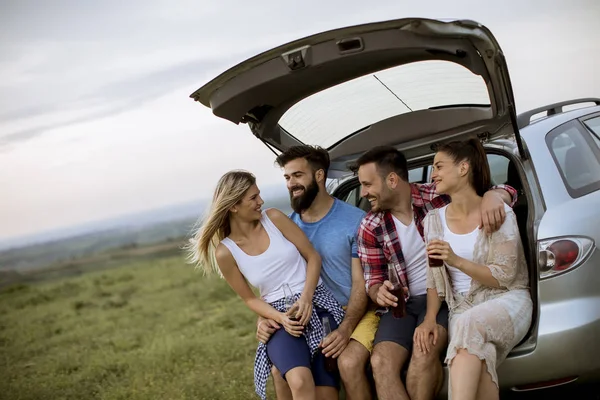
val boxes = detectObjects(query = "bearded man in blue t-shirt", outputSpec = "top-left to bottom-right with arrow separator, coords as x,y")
256,145 -> 378,400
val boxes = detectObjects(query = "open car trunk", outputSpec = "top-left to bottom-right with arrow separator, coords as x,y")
191,18 -> 526,177
191,17 -> 540,393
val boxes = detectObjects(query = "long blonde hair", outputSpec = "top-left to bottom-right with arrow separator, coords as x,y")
187,170 -> 256,275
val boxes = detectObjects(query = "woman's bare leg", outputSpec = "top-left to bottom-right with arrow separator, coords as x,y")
449,349 -> 482,400
475,362 -> 499,400
272,365 -> 293,400
285,366 -> 316,400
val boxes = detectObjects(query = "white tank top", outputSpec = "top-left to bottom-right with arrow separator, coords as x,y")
391,215 -> 427,296
221,211 -> 320,303
438,205 -> 476,294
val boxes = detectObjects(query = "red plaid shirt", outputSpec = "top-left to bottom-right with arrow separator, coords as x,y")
357,183 -> 517,296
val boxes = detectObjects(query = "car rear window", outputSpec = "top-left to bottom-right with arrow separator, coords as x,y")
546,119 -> 600,198
278,60 -> 490,149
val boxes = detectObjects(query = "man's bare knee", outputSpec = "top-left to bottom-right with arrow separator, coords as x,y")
408,328 -> 446,374
370,350 -> 388,374
406,348 -> 442,389
338,352 -> 363,377
411,325 -> 448,369
406,330 -> 447,399
371,342 -> 406,376
411,349 -> 439,370
338,342 -> 369,379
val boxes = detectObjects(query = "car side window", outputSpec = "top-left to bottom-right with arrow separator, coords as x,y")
487,154 -> 511,186
408,166 -> 430,184
583,116 -> 600,147
343,185 -> 361,206
546,120 -> 600,198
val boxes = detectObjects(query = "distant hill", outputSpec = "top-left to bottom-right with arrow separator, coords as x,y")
0,199 -> 206,253
0,184 -> 291,272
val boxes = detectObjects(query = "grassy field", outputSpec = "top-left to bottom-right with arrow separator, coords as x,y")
0,251 -> 274,400
3,248 -> 598,400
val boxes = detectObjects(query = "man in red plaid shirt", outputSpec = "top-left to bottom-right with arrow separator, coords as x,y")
351,146 -> 516,400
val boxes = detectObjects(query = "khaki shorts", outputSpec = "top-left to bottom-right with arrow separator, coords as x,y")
349,310 -> 380,353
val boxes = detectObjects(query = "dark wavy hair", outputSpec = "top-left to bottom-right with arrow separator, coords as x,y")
349,146 -> 409,181
275,145 -> 330,178
437,138 -> 490,196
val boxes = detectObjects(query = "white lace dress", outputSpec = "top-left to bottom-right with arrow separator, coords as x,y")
424,206 -> 533,391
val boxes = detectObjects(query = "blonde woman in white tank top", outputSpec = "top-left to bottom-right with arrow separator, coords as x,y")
188,170 -> 344,400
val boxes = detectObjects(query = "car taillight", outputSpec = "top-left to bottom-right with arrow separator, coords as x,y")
538,237 -> 595,279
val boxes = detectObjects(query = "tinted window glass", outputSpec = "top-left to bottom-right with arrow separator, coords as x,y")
487,154 -> 511,186
279,60 -> 490,148
546,120 -> 600,197
583,116 -> 600,147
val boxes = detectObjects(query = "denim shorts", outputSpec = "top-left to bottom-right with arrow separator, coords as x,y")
266,307 -> 339,387
373,294 -> 449,352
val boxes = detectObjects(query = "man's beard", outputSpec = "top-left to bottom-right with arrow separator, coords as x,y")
289,178 -> 319,214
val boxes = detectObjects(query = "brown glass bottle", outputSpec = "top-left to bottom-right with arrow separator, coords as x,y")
322,316 -> 338,373
388,264 -> 407,318
428,255 -> 444,268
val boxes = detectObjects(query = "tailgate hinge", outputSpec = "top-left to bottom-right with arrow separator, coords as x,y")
477,131 -> 491,142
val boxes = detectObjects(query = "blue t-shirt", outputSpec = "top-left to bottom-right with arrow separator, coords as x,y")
289,198 -> 366,306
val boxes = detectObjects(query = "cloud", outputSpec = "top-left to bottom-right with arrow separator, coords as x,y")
0,53 -> 253,146
0,0 -> 276,147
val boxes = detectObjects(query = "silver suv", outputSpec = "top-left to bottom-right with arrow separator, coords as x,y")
190,18 -> 600,397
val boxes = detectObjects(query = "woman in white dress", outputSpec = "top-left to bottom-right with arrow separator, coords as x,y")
188,170 -> 344,400
420,139 -> 533,400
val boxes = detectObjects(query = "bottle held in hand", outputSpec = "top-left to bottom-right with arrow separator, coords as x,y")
321,316 -> 338,373
283,283 -> 298,321
387,264 -> 406,319
426,214 -> 444,268
428,249 -> 444,268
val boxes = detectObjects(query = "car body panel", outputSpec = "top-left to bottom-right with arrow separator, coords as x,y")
499,107 -> 600,393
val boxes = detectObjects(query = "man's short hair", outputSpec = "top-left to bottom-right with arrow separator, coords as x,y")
350,146 -> 409,181
275,145 -> 330,178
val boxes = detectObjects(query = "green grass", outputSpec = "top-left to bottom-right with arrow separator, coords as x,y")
0,254 -> 274,400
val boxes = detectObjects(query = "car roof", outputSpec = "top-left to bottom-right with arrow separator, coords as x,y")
520,104 -> 600,140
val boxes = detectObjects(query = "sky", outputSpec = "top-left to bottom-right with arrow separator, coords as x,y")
1,0 -> 599,241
